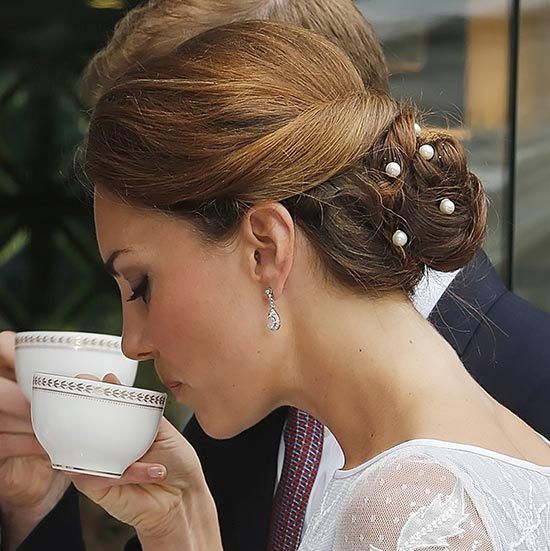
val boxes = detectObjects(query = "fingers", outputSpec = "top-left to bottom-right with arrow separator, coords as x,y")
0,332 -> 30,422
0,364 -> 15,381
0,377 -> 31,419
102,373 -> 121,385
0,331 -> 16,381
0,433 -> 46,460
71,461 -> 167,490
75,374 -> 121,384
75,374 -> 101,381
0,412 -> 34,434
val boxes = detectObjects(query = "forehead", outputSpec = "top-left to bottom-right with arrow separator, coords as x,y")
94,190 -> 155,240
93,189 -> 199,261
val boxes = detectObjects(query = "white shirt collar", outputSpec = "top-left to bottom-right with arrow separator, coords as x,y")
411,268 -> 460,318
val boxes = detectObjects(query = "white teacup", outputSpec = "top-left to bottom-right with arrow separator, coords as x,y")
31,373 -> 166,478
15,331 -> 138,401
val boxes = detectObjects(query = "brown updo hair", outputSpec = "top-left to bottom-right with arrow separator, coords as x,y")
84,20 -> 487,295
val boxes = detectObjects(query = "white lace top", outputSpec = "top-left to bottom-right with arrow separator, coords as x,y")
299,439 -> 550,550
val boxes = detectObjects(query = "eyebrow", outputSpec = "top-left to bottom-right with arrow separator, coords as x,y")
104,249 -> 132,277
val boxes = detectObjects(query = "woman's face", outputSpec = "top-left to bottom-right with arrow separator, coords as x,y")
94,190 -> 292,438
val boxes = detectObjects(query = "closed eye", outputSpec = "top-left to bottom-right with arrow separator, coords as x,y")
127,276 -> 150,304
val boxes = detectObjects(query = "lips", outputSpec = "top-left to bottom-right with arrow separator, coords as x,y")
156,367 -> 180,389
163,380 -> 183,391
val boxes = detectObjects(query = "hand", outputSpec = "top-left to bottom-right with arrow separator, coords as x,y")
0,331 -> 70,551
70,374 -> 222,550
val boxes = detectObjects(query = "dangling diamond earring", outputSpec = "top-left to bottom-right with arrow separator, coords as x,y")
265,288 -> 281,331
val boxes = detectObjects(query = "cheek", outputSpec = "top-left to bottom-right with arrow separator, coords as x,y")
151,258 -> 267,387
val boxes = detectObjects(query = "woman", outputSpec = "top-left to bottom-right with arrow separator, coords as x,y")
72,20 -> 550,550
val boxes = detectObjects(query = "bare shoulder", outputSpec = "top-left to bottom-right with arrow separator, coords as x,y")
492,402 -> 550,467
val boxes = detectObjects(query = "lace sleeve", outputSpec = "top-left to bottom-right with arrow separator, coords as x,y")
333,454 -> 496,550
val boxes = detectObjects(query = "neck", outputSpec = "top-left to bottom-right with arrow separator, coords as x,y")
281,290 -> 483,470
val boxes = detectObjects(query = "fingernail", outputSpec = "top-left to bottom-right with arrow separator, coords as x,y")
148,466 -> 166,479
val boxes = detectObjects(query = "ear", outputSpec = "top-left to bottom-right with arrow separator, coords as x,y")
239,202 -> 295,298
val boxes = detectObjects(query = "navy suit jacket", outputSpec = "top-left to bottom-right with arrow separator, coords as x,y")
16,252 -> 550,551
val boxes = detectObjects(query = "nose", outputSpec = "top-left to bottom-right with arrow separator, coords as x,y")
122,332 -> 155,361
121,312 -> 155,362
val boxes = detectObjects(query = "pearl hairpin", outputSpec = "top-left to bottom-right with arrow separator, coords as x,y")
439,198 -> 456,215
419,144 -> 435,161
392,230 -> 408,247
385,162 -> 401,178
414,123 -> 421,137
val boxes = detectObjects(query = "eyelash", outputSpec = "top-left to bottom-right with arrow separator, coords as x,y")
127,276 -> 150,304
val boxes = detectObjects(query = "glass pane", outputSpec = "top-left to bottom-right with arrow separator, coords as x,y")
355,0 -> 513,275
513,0 -> 550,312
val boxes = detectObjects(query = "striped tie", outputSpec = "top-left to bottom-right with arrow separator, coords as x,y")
267,407 -> 324,550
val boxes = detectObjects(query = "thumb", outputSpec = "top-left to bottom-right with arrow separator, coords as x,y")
70,462 -> 167,490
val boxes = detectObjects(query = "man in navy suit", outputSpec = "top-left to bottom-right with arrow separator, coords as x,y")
1,1 -> 549,550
